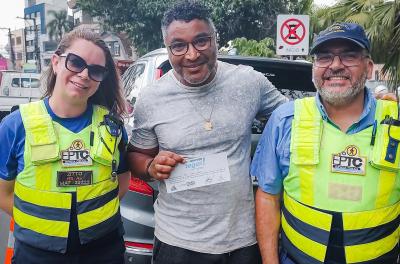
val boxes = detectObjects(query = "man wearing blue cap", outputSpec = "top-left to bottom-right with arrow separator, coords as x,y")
252,22 -> 400,264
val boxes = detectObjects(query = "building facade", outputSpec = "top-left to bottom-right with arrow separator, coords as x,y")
20,0 -> 136,73
10,29 -> 26,71
24,0 -> 68,72
67,0 -> 137,73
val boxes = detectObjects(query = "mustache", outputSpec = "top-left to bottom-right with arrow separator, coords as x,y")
182,56 -> 208,68
182,61 -> 207,68
322,69 -> 351,79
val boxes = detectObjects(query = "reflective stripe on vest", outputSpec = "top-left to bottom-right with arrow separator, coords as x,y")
15,100 -> 122,253
282,97 -> 400,263
282,192 -> 400,263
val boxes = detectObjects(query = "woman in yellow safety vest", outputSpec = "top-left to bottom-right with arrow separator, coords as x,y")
0,26 -> 131,264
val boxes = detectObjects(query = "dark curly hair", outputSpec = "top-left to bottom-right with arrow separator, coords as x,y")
161,0 -> 216,39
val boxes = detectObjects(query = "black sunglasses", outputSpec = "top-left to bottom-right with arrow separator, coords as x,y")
59,53 -> 108,82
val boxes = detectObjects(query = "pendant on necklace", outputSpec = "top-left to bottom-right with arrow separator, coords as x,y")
204,121 -> 213,131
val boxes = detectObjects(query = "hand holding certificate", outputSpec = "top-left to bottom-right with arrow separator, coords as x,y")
164,152 -> 231,193
146,150 -> 185,180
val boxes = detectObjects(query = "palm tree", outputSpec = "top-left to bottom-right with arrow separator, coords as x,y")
312,0 -> 400,88
311,0 -> 383,44
371,1 -> 400,86
47,10 -> 73,42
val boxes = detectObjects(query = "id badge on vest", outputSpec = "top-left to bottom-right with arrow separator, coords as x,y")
58,139 -> 93,187
60,139 -> 93,167
331,145 -> 366,175
57,171 -> 93,187
330,145 -> 365,201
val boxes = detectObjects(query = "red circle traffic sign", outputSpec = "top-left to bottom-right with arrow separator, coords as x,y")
280,18 -> 306,45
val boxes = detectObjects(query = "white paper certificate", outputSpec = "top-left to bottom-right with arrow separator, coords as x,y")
165,152 -> 231,193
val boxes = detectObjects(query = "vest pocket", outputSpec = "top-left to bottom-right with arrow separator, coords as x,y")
370,123 -> 400,172
24,114 -> 60,164
90,125 -> 121,166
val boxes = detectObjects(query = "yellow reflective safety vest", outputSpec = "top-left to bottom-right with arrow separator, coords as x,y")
282,97 -> 400,264
14,100 -> 123,253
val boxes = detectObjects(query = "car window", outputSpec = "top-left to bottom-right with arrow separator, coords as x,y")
122,63 -> 146,97
30,78 -> 40,88
11,78 -> 20,87
158,62 -> 172,78
21,78 -> 31,88
122,65 -> 136,96
133,64 -> 145,88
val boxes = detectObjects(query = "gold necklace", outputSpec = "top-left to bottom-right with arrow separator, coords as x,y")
187,94 -> 217,131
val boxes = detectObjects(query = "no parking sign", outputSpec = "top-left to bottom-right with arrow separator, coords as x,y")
276,15 -> 309,56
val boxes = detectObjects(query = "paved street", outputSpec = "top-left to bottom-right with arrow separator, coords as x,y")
0,211 -> 11,262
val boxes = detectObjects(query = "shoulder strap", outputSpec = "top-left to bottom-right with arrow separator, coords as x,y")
375,100 -> 399,121
291,97 -> 322,165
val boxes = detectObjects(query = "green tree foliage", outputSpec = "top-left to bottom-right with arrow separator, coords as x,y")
229,37 -> 276,57
77,0 -> 170,55
210,0 -> 312,48
311,0 -> 400,87
76,0 -> 312,55
47,10 -> 74,41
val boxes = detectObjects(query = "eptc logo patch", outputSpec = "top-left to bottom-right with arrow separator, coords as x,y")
331,145 -> 366,175
61,139 -> 92,167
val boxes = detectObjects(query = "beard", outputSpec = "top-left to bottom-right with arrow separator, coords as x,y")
183,61 -> 215,85
313,70 -> 367,107
171,45 -> 218,87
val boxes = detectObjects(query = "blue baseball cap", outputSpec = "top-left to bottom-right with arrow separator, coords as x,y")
310,22 -> 370,54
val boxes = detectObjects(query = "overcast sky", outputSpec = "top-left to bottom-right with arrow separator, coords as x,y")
0,0 -> 25,54
314,0 -> 337,7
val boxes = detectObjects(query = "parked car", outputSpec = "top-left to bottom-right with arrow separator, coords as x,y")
0,72 -> 42,121
0,72 -> 41,97
120,48 -> 315,264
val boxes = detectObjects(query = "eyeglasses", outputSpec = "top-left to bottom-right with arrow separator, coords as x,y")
313,51 -> 369,68
168,36 -> 213,56
59,53 -> 108,82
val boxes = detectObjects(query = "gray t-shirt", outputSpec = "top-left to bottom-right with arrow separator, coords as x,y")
130,61 -> 286,254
